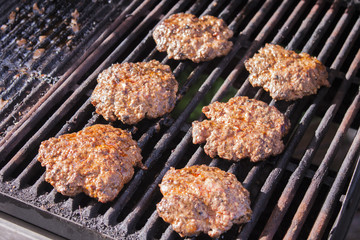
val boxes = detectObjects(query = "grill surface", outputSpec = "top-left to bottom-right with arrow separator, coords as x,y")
0,0 -> 360,239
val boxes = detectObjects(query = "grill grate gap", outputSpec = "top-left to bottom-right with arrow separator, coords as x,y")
22,160 -> 44,187
271,175 -> 312,239
311,4 -> 348,57
248,0 -> 282,41
296,0 -> 333,51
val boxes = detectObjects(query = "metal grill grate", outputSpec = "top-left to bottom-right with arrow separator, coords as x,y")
0,0 -> 359,239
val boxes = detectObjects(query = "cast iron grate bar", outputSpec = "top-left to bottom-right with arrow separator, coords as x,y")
310,87 -> 360,239
259,13 -> 360,240
239,5 -> 359,239
283,49 -> 360,240
330,142 -> 360,240
287,0 -> 326,50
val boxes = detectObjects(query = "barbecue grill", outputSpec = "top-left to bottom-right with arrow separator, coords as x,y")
0,0 -> 359,239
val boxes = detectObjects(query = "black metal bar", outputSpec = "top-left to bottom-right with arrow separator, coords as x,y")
287,0 -> 326,50
329,150 -> 360,240
259,10 -> 359,240
238,4 -> 359,240
310,91 -> 360,239
302,0 -> 341,53
283,49 -> 360,240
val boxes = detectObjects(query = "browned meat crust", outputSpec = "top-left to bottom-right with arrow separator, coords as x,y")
192,96 -> 290,162
37,124 -> 144,203
157,165 -> 252,238
153,13 -> 233,63
90,60 -> 178,124
245,44 -> 330,101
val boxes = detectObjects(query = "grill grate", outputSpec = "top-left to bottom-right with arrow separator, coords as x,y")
0,0 -> 360,239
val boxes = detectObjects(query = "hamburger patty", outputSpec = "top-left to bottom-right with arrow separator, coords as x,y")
91,60 -> 178,124
37,124 -> 144,203
245,43 -> 330,101
157,165 -> 252,238
192,96 -> 290,162
153,13 -> 233,63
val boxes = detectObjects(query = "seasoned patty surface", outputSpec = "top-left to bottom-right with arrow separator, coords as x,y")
37,124 -> 144,203
91,60 -> 178,124
192,96 -> 290,162
157,165 -> 252,238
245,43 -> 330,101
153,13 -> 233,63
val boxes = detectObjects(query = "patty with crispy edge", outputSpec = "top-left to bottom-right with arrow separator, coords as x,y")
38,124 -> 144,203
157,165 -> 252,238
245,43 -> 330,101
91,60 -> 178,124
153,13 -> 233,63
192,96 -> 290,162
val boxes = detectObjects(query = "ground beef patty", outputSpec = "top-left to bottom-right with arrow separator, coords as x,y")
91,60 -> 178,124
153,13 -> 233,63
245,43 -> 330,101
37,124 -> 144,203
192,96 -> 290,162
157,165 -> 252,238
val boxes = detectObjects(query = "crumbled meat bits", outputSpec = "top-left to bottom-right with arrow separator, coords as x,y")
245,43 -> 330,101
91,60 -> 178,124
192,96 -> 290,162
157,165 -> 252,238
37,124 -> 144,203
153,13 -> 233,63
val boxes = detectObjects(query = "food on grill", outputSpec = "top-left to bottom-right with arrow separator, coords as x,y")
153,13 -> 233,63
157,165 -> 252,238
244,43 -> 330,101
91,60 -> 178,124
192,96 -> 290,162
37,124 -> 144,203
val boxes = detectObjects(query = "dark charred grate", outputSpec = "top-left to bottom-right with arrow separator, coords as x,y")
0,0 -> 359,240
0,0 -> 146,141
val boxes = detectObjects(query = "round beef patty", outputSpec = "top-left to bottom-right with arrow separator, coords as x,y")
37,124 -> 144,203
157,165 -> 252,238
91,60 -> 178,124
245,43 -> 330,101
192,96 -> 290,162
153,13 -> 233,63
